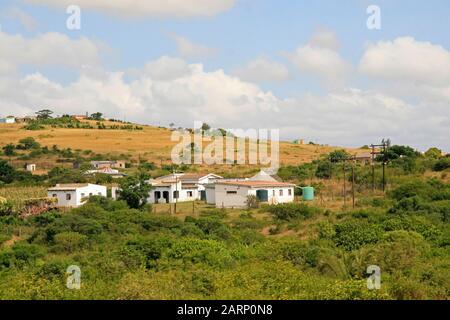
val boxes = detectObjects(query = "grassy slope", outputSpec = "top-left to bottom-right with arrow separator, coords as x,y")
0,121 -> 365,170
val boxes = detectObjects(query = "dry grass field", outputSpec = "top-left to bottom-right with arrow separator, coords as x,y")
0,121 -> 365,169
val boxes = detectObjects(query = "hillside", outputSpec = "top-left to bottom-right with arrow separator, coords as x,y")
0,121 -> 365,172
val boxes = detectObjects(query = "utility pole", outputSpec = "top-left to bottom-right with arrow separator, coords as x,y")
351,159 -> 356,209
174,170 -> 178,214
369,141 -> 389,193
343,160 -> 346,207
371,144 -> 375,192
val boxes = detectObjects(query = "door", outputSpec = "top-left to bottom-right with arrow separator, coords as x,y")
154,191 -> 161,204
163,191 -> 169,203
200,190 -> 206,201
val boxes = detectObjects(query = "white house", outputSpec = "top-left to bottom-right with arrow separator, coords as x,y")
214,180 -> 296,208
152,173 -> 222,202
178,173 -> 222,200
26,163 -> 36,172
48,183 -> 107,207
147,176 -> 198,204
84,167 -> 126,178
0,116 -> 15,124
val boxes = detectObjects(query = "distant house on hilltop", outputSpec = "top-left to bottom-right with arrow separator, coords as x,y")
0,116 -> 16,124
91,160 -> 126,170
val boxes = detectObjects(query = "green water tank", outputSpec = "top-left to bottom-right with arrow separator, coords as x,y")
302,187 -> 314,201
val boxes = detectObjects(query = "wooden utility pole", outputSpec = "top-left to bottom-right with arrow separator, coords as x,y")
343,161 -> 346,207
371,144 -> 375,192
174,171 -> 178,214
351,160 -> 356,209
370,141 -> 389,193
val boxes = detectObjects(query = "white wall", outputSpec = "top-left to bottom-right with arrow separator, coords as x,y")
214,184 -> 294,208
48,184 -> 107,207
48,190 -> 77,207
205,187 -> 215,205
215,184 -> 252,208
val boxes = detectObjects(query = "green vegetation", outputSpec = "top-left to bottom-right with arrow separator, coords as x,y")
0,141 -> 449,300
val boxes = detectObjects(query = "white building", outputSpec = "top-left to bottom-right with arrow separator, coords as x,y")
84,167 -> 126,178
178,173 -> 222,200
0,116 -> 15,124
214,180 -> 296,208
147,176 -> 198,204
26,163 -> 36,172
151,173 -> 222,202
48,183 -> 107,207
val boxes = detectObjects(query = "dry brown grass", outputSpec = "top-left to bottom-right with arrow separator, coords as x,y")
0,122 -> 364,170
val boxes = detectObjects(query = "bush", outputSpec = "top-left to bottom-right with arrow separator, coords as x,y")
268,203 -> 319,221
53,232 -> 88,252
12,243 -> 46,267
434,158 -> 450,172
333,220 -> 383,251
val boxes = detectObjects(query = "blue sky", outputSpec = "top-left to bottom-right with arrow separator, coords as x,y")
0,0 -> 449,151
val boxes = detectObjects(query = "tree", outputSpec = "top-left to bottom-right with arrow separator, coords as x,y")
0,160 -> 15,184
328,149 -> 350,163
2,144 -> 15,157
201,123 -> 211,131
36,109 -> 54,120
119,174 -> 151,209
90,112 -> 104,121
378,145 -> 420,162
424,147 -> 442,159
17,137 -> 40,150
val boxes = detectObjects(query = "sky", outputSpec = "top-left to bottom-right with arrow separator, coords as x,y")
0,0 -> 449,151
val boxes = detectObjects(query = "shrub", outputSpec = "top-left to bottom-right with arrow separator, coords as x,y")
53,232 -> 88,252
268,203 -> 319,221
434,158 -> 450,172
166,238 -> 233,267
333,220 -> 383,251
12,243 -> 46,267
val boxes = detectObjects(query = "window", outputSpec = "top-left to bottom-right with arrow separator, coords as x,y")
187,191 -> 193,197
52,194 -> 57,198
279,189 -> 283,196
288,189 -> 292,196
173,191 -> 179,199
81,193 -> 85,197
98,192 -> 101,195
66,194 -> 71,201
273,190 -> 275,196
226,191 -> 237,195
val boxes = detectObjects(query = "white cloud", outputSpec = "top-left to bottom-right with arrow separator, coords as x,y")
1,57 -> 448,151
289,45 -> 351,85
232,57 -> 290,83
26,0 -> 236,18
0,31 -> 103,74
360,37 -> 450,86
0,27 -> 448,152
288,29 -> 350,87
1,6 -> 38,31
310,27 -> 340,51
171,34 -> 216,59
